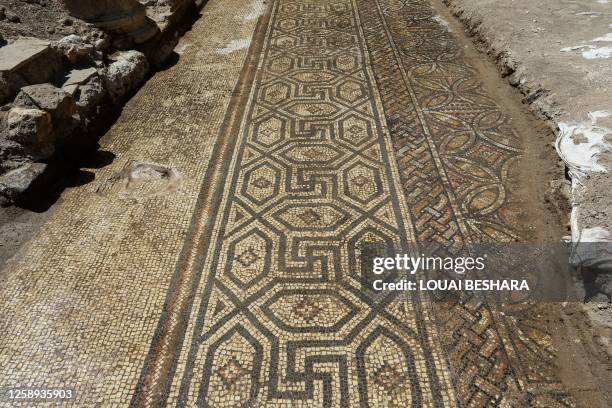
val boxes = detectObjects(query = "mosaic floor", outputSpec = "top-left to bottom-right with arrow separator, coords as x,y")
0,0 -> 576,406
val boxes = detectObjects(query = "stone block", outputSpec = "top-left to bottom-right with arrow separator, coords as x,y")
0,162 -> 47,206
14,84 -> 77,123
0,37 -> 51,72
103,50 -> 149,103
0,38 -> 65,103
55,35 -> 95,65
64,0 -> 159,49
75,76 -> 106,116
7,107 -> 53,146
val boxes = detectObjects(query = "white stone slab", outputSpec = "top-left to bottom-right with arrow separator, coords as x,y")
63,67 -> 97,87
0,37 -> 51,72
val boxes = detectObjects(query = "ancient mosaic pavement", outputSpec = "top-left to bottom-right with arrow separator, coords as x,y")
0,0 -> 577,406
128,0 -> 575,407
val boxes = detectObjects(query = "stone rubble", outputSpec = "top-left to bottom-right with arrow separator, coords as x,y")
103,51 -> 149,103
62,67 -> 98,95
54,34 -> 95,65
15,84 -> 77,124
6,106 -> 51,142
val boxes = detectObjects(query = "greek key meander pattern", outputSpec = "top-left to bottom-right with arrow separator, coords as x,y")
135,0 -> 574,406
164,0 -> 454,405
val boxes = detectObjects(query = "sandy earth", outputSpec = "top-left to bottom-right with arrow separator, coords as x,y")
443,0 -> 611,125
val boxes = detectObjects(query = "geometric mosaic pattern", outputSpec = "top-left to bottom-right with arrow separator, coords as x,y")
161,0 -> 454,404
132,0 -> 574,406
358,0 -> 523,251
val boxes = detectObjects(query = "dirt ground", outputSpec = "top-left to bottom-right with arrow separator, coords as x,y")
0,0 -> 173,44
0,0 -> 93,42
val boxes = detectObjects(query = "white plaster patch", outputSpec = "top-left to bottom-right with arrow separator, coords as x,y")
596,0 -> 608,3
580,227 -> 611,241
582,46 -> 612,58
244,0 -> 265,21
590,111 -> 611,121
556,114 -> 611,177
555,108 -> 612,255
561,45 -> 593,52
557,112 -> 612,244
217,38 -> 251,55
593,33 -> 612,42
561,44 -> 612,58
560,29 -> 612,58
432,16 -> 452,32
175,42 -> 193,55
